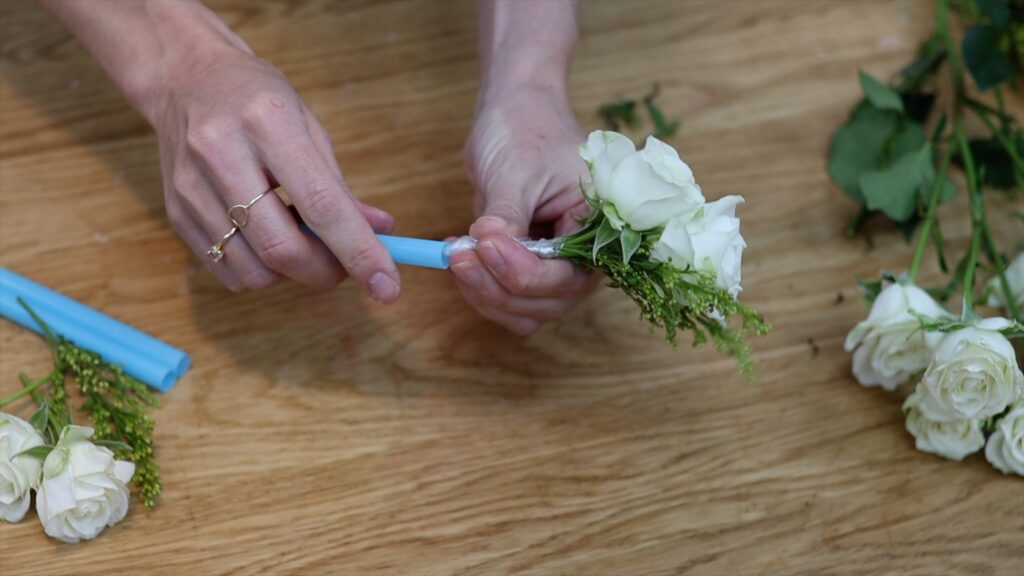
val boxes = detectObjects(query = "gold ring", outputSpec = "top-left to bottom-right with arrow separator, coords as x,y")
228,189 -> 273,229
207,226 -> 239,262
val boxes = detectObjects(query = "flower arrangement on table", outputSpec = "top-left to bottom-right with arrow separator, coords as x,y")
831,0 -> 1024,475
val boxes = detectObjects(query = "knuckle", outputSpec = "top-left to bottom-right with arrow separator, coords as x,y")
185,120 -> 231,158
341,239 -> 383,279
241,91 -> 290,133
300,183 -> 343,227
257,234 -> 301,273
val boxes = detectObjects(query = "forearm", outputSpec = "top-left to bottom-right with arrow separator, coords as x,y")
39,0 -> 247,123
476,0 -> 579,101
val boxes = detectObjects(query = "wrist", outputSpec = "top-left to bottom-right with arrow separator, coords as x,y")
112,2 -> 249,125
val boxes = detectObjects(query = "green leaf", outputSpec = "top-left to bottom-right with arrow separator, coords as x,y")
94,439 -> 132,453
965,137 -> 1021,189
29,400 -> 48,436
592,218 -> 619,262
643,84 -> 680,139
856,276 -> 883,304
858,71 -> 904,112
899,47 -> 945,92
962,26 -> 1013,91
827,104 -> 900,203
890,121 -> 927,157
15,445 -> 53,461
976,0 -> 1010,28
859,145 -> 932,222
599,99 -> 638,131
900,91 -> 937,125
620,227 -> 642,264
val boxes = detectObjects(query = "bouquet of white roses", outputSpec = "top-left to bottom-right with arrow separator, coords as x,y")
834,0 -> 1024,476
544,130 -> 768,376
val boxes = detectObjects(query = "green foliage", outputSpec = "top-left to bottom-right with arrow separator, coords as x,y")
15,299 -> 162,508
597,83 -> 681,142
859,71 -> 905,112
860,144 -> 933,221
963,26 -> 1014,90
643,84 -> 680,139
599,99 -> 638,132
557,207 -> 769,380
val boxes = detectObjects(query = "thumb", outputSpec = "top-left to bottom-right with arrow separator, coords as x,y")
469,195 -> 534,239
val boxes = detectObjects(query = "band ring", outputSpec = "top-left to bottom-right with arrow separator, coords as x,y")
207,188 -> 274,262
228,189 -> 273,229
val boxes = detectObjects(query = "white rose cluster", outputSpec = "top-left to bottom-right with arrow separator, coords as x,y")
0,415 -> 136,542
846,282 -> 1024,473
844,282 -> 952,391
580,131 -> 746,297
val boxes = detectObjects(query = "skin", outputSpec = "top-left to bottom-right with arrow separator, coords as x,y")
40,0 -> 595,333
453,0 -> 597,335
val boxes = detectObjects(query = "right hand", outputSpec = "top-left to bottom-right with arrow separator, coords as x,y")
147,42 -> 401,301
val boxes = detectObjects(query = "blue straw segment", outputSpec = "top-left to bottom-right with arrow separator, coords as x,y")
375,235 -> 450,270
0,268 -> 189,392
298,226 -> 452,270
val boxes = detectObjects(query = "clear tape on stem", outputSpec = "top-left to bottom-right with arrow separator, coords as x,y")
443,236 -> 564,260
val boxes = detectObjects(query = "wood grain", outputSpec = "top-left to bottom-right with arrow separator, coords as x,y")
1,1 -> 1022,574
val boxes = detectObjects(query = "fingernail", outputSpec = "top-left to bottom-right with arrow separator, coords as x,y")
452,261 -> 483,287
368,272 -> 400,303
478,241 -> 506,274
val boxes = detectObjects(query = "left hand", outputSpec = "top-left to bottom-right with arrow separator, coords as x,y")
451,85 -> 597,335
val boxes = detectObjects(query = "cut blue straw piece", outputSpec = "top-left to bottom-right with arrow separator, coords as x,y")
0,268 -> 188,392
375,235 -> 451,269
297,226 -> 453,270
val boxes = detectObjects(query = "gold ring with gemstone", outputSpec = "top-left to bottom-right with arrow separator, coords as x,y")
207,226 -> 239,262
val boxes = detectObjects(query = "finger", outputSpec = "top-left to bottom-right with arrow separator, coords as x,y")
473,234 -> 592,298
449,251 -> 581,322
173,168 -> 281,291
193,135 -> 346,289
449,264 -> 540,335
469,192 -> 535,238
302,109 -> 396,235
249,104 -> 400,303
166,196 -> 243,292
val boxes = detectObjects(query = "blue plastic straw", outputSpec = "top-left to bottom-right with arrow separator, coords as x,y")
0,269 -> 189,391
376,235 -> 451,269
298,226 -> 453,270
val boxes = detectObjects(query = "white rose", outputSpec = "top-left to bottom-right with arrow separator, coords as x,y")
986,252 -> 1024,312
844,282 -> 952,390
902,392 -> 985,461
579,131 -> 704,231
36,425 -> 135,543
985,403 -> 1024,476
0,412 -> 45,522
651,196 -> 746,297
916,318 -> 1024,422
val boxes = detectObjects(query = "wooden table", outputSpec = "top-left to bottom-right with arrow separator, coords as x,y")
2,1 -> 1021,574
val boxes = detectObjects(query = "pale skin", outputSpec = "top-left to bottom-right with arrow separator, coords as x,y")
40,0 -> 594,334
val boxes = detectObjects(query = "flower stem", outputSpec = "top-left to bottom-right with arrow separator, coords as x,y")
954,122 -> 983,317
0,371 -> 56,408
908,143 -> 954,282
981,218 -> 1022,322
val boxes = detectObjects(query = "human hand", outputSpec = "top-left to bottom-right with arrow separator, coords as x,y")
450,85 -> 596,335
148,42 -> 401,300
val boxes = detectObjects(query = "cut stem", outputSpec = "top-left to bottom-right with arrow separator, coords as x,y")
0,371 -> 56,408
909,143 -> 954,282
954,121 -> 983,317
